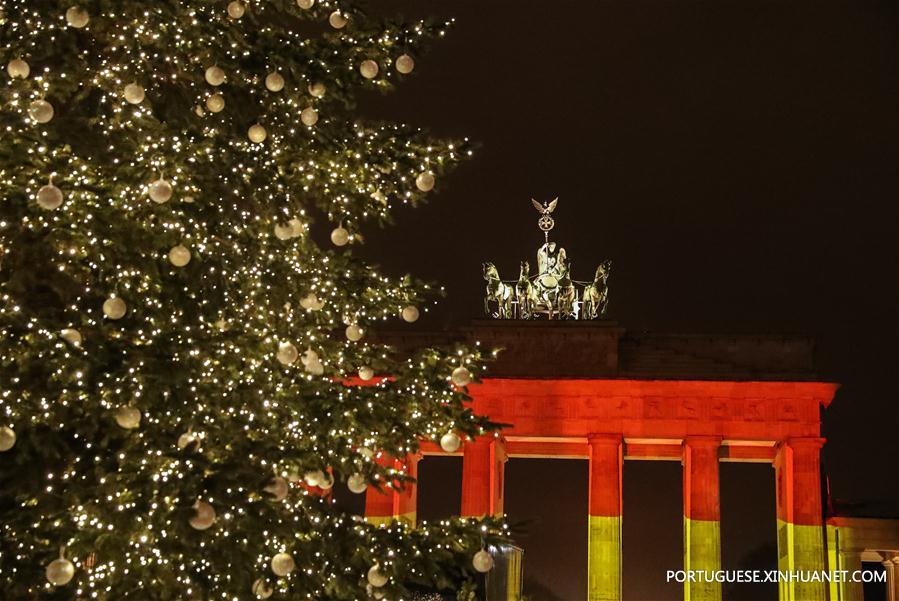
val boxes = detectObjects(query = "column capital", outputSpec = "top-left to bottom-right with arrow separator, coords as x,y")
683,435 -> 723,448
588,433 -> 623,445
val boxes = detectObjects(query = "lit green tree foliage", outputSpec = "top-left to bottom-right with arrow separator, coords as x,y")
0,1 -> 503,599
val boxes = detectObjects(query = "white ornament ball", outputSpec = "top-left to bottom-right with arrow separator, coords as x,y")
36,183 -> 63,210
395,54 -> 415,74
103,297 -> 127,320
415,171 -> 435,192
205,65 -> 225,86
301,349 -> 320,366
308,82 -> 326,98
227,1 -> 245,19
206,94 -> 225,113
0,426 -> 16,452
148,178 -> 173,204
300,293 -> 324,311
296,0 -> 314,9
317,471 -> 334,490
401,305 -> 420,323
288,218 -> 304,237
265,476 -> 289,501
189,501 -> 216,530
168,245 -> 191,267
330,226 -> 349,246
46,557 -> 75,586
305,360 -> 324,376
29,99 -> 54,123
277,342 -> 299,366
451,366 -> 472,387
440,431 -> 461,453
359,60 -> 379,79
114,406 -> 141,429
177,432 -> 198,451
65,6 -> 89,28
345,324 -> 363,342
265,72 -> 285,92
303,470 -> 323,487
195,105 -> 206,117
60,328 -> 82,347
248,123 -> 267,143
347,473 -> 367,494
300,107 -> 318,126
123,83 -> 145,104
473,549 -> 494,573
7,58 -> 29,79
367,565 -> 388,588
273,222 -> 293,240
358,366 -> 374,381
271,552 -> 295,577
329,11 -> 347,29
252,578 -> 274,599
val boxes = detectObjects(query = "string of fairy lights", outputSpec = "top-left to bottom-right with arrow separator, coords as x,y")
0,1 -> 505,599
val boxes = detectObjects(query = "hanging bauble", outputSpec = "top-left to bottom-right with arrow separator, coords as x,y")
65,6 -> 89,28
0,426 -> 16,452
29,99 -> 54,123
252,578 -> 274,599
308,82 -> 326,98
46,557 -> 75,586
271,552 -> 295,577
451,366 -> 472,387
206,94 -> 225,113
367,565 -> 388,588
148,178 -> 173,204
273,222 -> 293,240
305,360 -> 324,376
123,83 -> 145,104
303,470 -> 324,487
415,171 -> 435,192
277,341 -> 299,366
7,58 -> 29,79
297,0 -> 314,9
265,476 -> 289,501
358,366 -> 374,381
227,1 -> 245,18
177,431 -> 199,451
114,406 -> 141,429
265,72 -> 285,92
347,473 -> 368,494
205,65 -> 225,86
300,107 -> 318,126
103,297 -> 127,320
440,431 -> 461,453
401,305 -> 420,323
288,218 -> 304,237
60,328 -> 82,347
345,324 -> 363,342
359,447 -> 374,460
318,471 -> 334,490
328,11 -> 347,29
359,60 -> 379,79
472,549 -> 495,573
168,245 -> 191,267
248,123 -> 267,143
36,182 -> 63,210
194,105 -> 206,117
300,293 -> 324,311
301,349 -> 319,366
189,500 -> 216,530
395,54 -> 415,74
330,226 -> 349,246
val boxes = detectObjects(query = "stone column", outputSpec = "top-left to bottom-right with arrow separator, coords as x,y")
461,436 -> 506,517
587,434 -> 623,601
682,436 -> 722,601
885,553 -> 899,601
364,454 -> 418,527
838,549 -> 864,601
774,438 -> 827,601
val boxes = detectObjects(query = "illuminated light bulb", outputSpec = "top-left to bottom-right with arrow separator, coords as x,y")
265,72 -> 284,92
440,431 -> 461,453
114,406 -> 141,429
296,0 -> 314,8
472,549 -> 495,573
248,123 -> 267,143
252,578 -> 274,599
168,245 -> 191,267
205,65 -> 225,86
264,476 -> 289,501
60,328 -> 82,347
206,94 -> 225,113
308,82 -> 326,98
28,99 -> 54,123
359,60 -> 379,79
103,297 -> 127,320
300,107 -> 318,126
227,1 -> 245,18
415,171 -> 435,192
123,83 -> 145,104
401,305 -> 420,323
177,431 -> 199,451
65,6 -> 89,28
347,473 -> 367,494
451,366 -> 472,387
148,178 -> 173,203
328,11 -> 347,29
358,366 -> 374,381
271,553 -> 295,577
395,54 -> 415,74
345,324 -> 363,342
189,501 -> 216,530
0,426 -> 16,452
46,556 -> 75,586
7,57 -> 29,78
367,565 -> 388,588
276,341 -> 299,365
330,226 -> 349,246
36,182 -> 63,210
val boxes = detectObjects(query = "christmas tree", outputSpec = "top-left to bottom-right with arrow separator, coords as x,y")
0,1 -> 503,599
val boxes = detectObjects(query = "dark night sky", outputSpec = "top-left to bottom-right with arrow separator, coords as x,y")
353,1 -> 898,598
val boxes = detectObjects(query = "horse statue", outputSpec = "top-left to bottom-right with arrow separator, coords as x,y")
557,260 -> 577,319
483,262 -> 513,319
515,260 -> 537,319
582,259 -> 612,319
